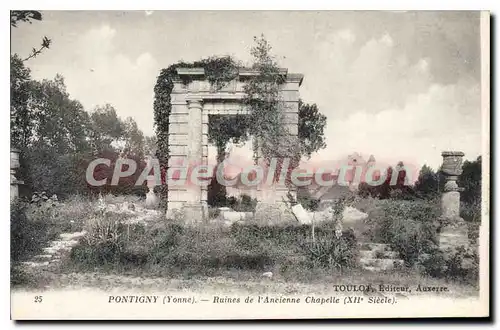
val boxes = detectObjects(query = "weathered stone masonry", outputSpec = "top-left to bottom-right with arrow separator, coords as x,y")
166,67 -> 303,222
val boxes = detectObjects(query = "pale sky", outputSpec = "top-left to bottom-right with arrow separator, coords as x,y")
11,11 -> 482,169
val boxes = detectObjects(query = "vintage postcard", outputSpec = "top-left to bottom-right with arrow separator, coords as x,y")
10,10 -> 490,319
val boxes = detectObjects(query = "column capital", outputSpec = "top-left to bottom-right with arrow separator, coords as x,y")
186,98 -> 203,109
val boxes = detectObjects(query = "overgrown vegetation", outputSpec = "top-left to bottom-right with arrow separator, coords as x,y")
153,56 -> 240,208
11,200 -> 53,263
10,194 -> 95,265
363,199 -> 440,266
301,229 -> 358,270
353,196 -> 479,285
416,245 -> 479,285
68,214 -> 359,276
11,194 -> 86,285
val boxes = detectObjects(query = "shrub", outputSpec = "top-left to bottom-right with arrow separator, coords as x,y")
11,267 -> 35,287
365,199 -> 440,266
461,200 -> 481,245
170,225 -> 273,272
71,240 -> 121,266
207,177 -> 228,207
146,223 -> 184,265
230,223 -> 311,247
445,245 -> 479,284
84,212 -> 122,247
301,228 -> 359,270
351,195 -> 378,214
230,223 -> 359,270
71,211 -> 125,266
26,192 -> 60,225
417,245 -> 479,285
11,200 -> 57,263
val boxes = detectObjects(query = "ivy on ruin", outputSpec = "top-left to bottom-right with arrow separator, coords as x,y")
243,36 -> 301,172
153,36 -> 324,208
153,56 -> 243,206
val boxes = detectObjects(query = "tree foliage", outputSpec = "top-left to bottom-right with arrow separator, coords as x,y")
414,164 -> 440,199
90,104 -> 124,152
458,156 -> 482,205
121,117 -> 146,158
11,57 -> 152,198
10,10 -> 42,27
208,115 -> 249,163
243,35 -> 299,164
10,54 -> 32,148
298,100 -> 327,159
27,75 -> 91,154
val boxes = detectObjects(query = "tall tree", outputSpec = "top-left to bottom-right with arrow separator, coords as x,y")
90,104 -> 124,152
121,117 -> 146,158
27,75 -> 92,154
11,10 -> 52,149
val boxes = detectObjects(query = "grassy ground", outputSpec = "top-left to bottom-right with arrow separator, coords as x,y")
12,193 -> 478,299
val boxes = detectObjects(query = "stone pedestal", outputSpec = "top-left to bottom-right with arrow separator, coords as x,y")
441,190 -> 461,219
438,151 -> 468,250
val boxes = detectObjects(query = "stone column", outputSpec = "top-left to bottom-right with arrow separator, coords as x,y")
439,151 -> 468,250
184,98 -> 205,224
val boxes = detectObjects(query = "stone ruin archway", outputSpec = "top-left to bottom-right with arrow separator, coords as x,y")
166,67 -> 303,223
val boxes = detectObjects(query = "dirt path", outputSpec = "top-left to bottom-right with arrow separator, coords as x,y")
15,269 -> 479,299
